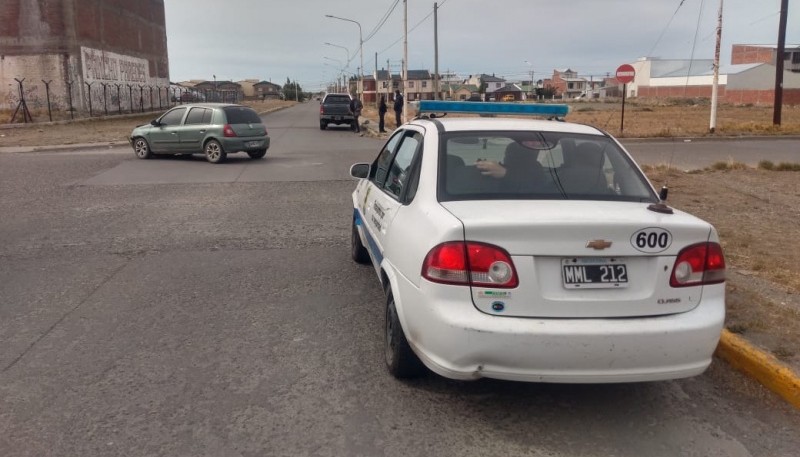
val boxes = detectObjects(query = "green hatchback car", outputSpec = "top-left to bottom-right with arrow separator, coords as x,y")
129,103 -> 270,164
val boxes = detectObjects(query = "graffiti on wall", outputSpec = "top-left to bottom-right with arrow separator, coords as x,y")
81,47 -> 150,84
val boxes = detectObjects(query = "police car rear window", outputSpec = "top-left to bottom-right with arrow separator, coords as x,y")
223,106 -> 262,124
438,131 -> 657,203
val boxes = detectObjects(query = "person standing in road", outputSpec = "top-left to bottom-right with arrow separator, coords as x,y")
378,95 -> 388,133
393,90 -> 403,128
349,95 -> 363,133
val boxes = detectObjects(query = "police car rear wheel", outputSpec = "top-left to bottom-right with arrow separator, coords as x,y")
351,220 -> 370,264
385,293 -> 425,378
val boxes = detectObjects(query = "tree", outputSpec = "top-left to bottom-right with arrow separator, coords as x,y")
282,78 -> 305,101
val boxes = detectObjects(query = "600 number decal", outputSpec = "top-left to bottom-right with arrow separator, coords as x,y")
631,227 -> 672,253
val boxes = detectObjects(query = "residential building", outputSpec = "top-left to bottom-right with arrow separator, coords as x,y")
441,83 -> 479,100
466,74 -> 506,98
253,81 -> 282,100
494,84 -> 524,101
545,69 -> 588,99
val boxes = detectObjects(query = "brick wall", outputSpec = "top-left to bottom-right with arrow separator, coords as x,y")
637,85 -> 800,106
1,0 -> 169,113
731,45 -> 774,65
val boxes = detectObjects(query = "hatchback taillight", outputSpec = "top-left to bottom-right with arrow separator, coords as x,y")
670,242 -> 726,287
223,124 -> 237,137
422,241 -> 518,288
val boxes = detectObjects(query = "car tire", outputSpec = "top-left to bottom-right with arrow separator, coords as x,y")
204,139 -> 226,164
247,149 -> 267,159
351,218 -> 370,264
320,121 -> 327,130
385,292 -> 425,379
133,137 -> 152,159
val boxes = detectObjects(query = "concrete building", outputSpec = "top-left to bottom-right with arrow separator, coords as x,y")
629,54 -> 800,105
1,0 -> 169,117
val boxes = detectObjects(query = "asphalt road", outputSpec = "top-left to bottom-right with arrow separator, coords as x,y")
1,102 -> 799,457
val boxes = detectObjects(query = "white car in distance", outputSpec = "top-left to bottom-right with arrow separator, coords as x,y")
349,100 -> 725,383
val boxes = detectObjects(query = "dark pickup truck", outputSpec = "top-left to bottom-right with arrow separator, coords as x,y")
319,93 -> 354,130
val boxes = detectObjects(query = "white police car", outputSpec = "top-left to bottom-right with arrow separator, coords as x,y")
349,100 -> 725,383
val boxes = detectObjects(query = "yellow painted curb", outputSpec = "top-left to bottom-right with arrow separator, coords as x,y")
715,329 -> 800,409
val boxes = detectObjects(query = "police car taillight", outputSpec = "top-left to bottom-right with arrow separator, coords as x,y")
223,124 -> 237,137
670,242 -> 726,287
422,241 -> 518,288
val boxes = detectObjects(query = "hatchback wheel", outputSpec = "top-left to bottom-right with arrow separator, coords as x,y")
385,292 -> 425,378
204,139 -> 226,164
133,137 -> 152,159
247,149 -> 267,159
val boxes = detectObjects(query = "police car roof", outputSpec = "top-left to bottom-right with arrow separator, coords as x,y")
411,117 -> 606,136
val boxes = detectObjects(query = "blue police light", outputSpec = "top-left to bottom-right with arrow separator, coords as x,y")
417,100 -> 569,117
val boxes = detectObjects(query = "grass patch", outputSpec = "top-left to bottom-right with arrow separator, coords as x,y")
709,159 -> 750,171
775,162 -> 800,171
758,160 -> 775,170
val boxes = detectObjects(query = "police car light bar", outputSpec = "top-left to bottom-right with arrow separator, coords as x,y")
417,100 -> 569,117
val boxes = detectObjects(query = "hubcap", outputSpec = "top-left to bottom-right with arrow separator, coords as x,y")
134,140 -> 147,158
206,143 -> 221,161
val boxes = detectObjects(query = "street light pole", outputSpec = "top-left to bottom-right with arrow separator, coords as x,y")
324,42 -> 350,68
524,60 -> 534,100
325,14 -> 363,100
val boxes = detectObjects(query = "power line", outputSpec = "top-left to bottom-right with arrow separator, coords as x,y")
378,0 -> 451,55
646,0 -> 690,58
364,0 -> 401,43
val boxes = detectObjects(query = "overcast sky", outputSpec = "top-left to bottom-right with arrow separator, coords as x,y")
164,0 -> 799,90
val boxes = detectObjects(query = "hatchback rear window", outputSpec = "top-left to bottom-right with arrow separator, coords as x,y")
223,106 -> 262,124
438,131 -> 657,203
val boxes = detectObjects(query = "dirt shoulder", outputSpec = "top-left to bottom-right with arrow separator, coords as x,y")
645,166 -> 800,373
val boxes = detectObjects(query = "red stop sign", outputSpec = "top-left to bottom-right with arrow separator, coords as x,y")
616,64 -> 636,84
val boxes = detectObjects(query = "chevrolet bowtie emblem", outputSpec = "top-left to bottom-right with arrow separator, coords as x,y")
586,240 -> 613,250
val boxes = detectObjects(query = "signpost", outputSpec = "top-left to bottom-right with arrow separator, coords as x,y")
616,64 -> 636,134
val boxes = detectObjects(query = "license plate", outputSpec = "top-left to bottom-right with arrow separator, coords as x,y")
246,141 -> 260,147
562,258 -> 628,289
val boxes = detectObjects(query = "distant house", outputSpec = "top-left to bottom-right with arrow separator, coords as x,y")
494,83 -> 524,101
466,74 -> 506,97
406,70 -> 433,101
441,83 -> 478,100
545,69 -> 587,99
253,81 -> 282,100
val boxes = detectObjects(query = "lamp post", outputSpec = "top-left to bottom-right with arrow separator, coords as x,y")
524,60 -> 534,101
323,60 -> 345,92
325,14 -> 363,99
324,42 -> 351,68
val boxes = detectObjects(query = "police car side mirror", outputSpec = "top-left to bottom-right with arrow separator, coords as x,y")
350,163 -> 370,179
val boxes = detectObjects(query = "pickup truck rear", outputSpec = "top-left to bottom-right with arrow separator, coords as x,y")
320,93 -> 354,130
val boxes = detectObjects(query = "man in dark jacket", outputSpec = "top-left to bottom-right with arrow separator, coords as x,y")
393,90 -> 403,128
349,96 -> 363,133
378,95 -> 388,133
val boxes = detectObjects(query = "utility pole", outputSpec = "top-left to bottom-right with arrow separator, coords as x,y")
375,52 -> 379,107
773,0 -> 789,126
434,2 -> 440,100
403,0 -> 408,123
710,0 -> 723,133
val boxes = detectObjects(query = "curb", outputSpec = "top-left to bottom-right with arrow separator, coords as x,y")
715,329 -> 800,409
